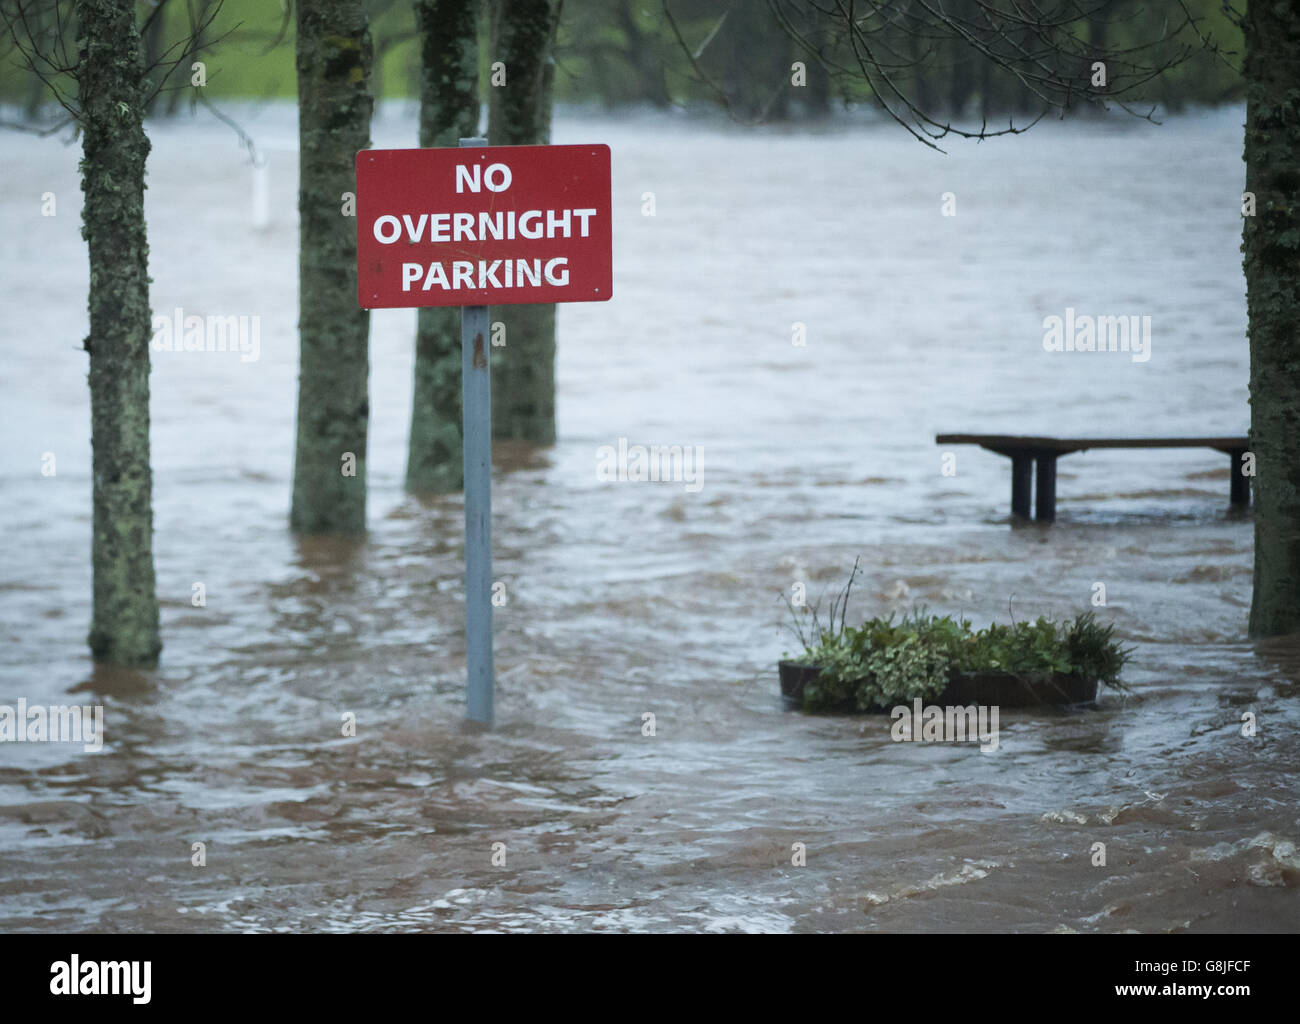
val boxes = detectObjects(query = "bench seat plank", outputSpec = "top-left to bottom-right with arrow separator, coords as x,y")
935,434 -> 1250,520
936,434 -> 1247,455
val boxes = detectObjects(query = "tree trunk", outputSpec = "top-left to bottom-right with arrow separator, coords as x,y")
1085,1 -> 1109,117
616,4 -> 671,109
406,0 -> 481,494
141,4 -> 166,117
947,38 -> 970,119
1244,2 -> 1300,637
290,0 -> 374,533
76,0 -> 162,666
978,30 -> 992,119
766,24 -> 794,121
488,0 -> 562,444
165,0 -> 214,116
803,23 -> 832,119
23,3 -> 53,120
944,0 -> 977,119
904,1 -> 936,118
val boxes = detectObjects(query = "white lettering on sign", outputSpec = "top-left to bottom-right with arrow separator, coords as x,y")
400,258 -> 570,292
374,208 -> 596,244
374,215 -> 402,243
456,162 -> 513,193
362,150 -> 607,305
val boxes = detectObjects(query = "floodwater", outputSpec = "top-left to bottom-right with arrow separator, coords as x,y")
1,103 -> 1298,932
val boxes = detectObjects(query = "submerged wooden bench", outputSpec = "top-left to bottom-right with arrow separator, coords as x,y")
936,434 -> 1250,522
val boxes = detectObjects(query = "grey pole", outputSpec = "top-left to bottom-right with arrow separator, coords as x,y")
460,136 -> 494,726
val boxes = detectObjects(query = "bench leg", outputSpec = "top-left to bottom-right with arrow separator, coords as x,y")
1229,448 -> 1250,507
1035,454 -> 1057,522
1011,453 -> 1033,520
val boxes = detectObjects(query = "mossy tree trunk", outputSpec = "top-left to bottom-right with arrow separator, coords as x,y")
488,0 -> 562,444
1244,1 -> 1300,637
801,22 -> 832,119
165,0 -> 215,116
406,0 -> 481,493
22,4 -> 55,118
141,4 -> 167,117
76,0 -> 162,667
1083,3 -> 1109,117
615,4 -> 671,110
945,0 -> 975,118
291,0 -> 374,533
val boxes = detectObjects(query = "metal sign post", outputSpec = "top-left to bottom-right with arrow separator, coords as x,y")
459,137 -> 493,726
355,138 -> 611,729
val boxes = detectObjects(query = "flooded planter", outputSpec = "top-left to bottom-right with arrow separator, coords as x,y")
778,660 -> 1098,713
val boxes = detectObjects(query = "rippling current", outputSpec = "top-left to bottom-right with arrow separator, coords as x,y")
1,104 -> 1297,932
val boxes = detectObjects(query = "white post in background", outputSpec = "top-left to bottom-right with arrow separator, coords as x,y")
251,154 -> 270,229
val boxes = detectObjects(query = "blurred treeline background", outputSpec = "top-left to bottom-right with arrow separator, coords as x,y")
1,0 -> 1243,122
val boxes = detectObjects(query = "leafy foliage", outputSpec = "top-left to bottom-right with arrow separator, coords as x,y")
797,609 -> 1131,712
786,565 -> 1131,712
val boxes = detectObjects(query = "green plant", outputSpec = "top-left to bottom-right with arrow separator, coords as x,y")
785,568 -> 1133,711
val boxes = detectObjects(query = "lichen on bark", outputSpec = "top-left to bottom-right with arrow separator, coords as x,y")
76,0 -> 162,666
488,0 -> 562,444
291,0 -> 375,532
1243,1 -> 1300,636
406,0 -> 481,493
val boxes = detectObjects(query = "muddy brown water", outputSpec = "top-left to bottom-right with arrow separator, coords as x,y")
1,105 -> 1298,932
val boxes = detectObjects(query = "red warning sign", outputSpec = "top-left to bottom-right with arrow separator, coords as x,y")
356,143 -> 612,309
